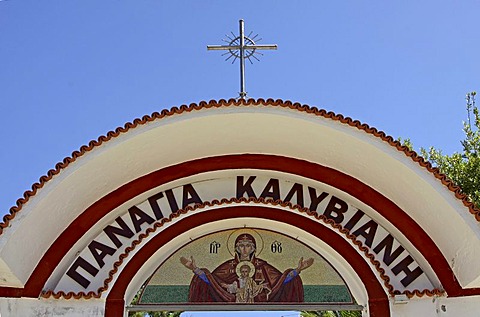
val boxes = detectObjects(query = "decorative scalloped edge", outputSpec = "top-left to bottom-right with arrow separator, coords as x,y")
394,289 -> 445,299
41,197 -> 444,300
3,99 -> 479,235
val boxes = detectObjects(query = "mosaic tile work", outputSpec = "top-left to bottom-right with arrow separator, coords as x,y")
141,285 -> 351,303
139,228 -> 353,304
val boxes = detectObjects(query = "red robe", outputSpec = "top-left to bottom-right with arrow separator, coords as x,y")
188,256 -> 304,303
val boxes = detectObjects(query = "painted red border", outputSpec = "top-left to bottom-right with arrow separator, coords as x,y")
106,206 -> 390,317
3,99 -> 479,236
2,154 -> 478,300
41,197 -> 444,300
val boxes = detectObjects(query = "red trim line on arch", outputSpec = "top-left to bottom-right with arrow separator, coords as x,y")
3,99 -> 479,237
106,206 -> 390,317
10,154 -> 479,298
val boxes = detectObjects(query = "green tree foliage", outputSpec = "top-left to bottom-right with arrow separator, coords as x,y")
300,311 -> 361,317
129,312 -> 181,317
420,92 -> 480,208
126,93 -> 474,317
128,288 -> 181,317
131,92 -> 475,317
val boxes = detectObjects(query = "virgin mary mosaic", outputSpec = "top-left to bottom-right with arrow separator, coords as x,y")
180,233 -> 313,302
138,228 -> 353,305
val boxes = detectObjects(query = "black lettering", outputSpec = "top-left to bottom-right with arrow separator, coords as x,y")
323,196 -> 348,223
284,183 -> 304,207
373,234 -> 405,266
88,240 -> 116,268
128,206 -> 155,233
352,220 -> 378,247
209,241 -> 221,254
344,209 -> 365,231
271,241 -> 283,253
103,217 -> 134,248
236,176 -> 257,199
165,189 -> 179,213
391,255 -> 424,287
182,184 -> 203,208
260,178 -> 280,201
308,187 -> 329,211
148,192 -> 165,220
66,257 -> 99,288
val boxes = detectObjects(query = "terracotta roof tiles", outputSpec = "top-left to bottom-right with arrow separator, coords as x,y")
2,98 -> 479,236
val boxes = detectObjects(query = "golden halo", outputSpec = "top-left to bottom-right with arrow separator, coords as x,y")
226,228 -> 264,257
236,261 -> 256,278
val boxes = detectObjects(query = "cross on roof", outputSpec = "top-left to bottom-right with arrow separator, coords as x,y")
207,19 -> 278,99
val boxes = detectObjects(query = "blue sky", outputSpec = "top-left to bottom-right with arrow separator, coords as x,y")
0,3 -> 479,312
179,312 -> 299,317
1,1 -> 478,315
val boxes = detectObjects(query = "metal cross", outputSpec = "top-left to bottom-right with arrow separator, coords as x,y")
207,19 -> 277,99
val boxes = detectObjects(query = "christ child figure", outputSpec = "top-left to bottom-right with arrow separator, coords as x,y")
180,233 -> 313,303
221,261 -> 270,303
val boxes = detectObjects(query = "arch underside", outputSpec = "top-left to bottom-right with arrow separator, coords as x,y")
106,206 -> 389,316
129,218 -> 367,312
3,154 -> 479,317
1,97 -> 480,317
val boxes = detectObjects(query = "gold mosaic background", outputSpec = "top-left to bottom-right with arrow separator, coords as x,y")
147,228 -> 345,286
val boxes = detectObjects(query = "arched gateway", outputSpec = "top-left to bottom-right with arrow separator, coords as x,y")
1,99 -> 480,316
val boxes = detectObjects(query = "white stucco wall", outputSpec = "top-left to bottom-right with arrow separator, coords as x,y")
0,298 -> 105,317
1,101 -> 480,316
390,295 -> 480,317
3,104 -> 480,289
1,295 -> 480,317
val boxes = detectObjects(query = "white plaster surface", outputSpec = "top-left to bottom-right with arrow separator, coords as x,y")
119,217 -> 372,307
390,295 -> 480,317
0,297 -> 105,317
0,258 -> 22,288
51,173 -> 436,294
1,295 -> 480,317
1,103 -> 480,316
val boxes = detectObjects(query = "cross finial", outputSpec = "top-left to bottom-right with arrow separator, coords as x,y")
207,19 -> 278,99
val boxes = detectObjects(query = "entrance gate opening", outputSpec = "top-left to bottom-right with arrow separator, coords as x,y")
2,100 -> 480,317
